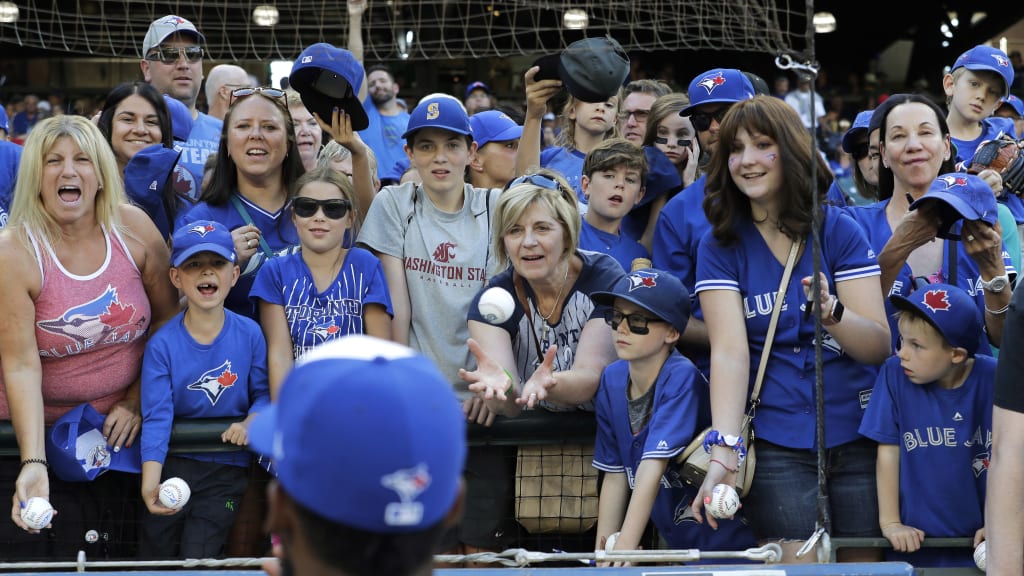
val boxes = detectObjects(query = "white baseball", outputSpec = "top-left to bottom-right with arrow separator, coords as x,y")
478,287 -> 515,324
707,483 -> 740,519
604,531 -> 620,552
974,540 -> 986,572
21,497 -> 53,530
158,477 -> 191,510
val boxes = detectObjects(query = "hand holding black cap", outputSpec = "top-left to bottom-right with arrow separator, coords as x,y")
532,36 -> 630,103
289,43 -> 369,131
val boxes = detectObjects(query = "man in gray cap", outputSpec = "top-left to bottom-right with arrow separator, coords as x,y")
140,14 -> 222,201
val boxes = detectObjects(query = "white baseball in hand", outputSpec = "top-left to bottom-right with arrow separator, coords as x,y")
604,531 -> 620,552
159,477 -> 191,510
974,540 -> 986,572
707,483 -> 740,519
21,497 -> 54,530
478,287 -> 515,324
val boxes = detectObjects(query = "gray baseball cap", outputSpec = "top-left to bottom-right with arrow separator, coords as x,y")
142,15 -> 205,55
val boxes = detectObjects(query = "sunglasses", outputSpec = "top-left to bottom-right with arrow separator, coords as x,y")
146,46 -> 204,64
690,108 -> 729,132
618,109 -> 651,123
603,309 -> 665,335
292,197 -> 352,219
230,87 -> 286,106
654,136 -> 692,148
851,142 -> 880,162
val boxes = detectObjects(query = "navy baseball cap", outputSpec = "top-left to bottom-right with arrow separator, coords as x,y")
171,220 -> 237,267
952,45 -> 1014,98
1000,95 -> 1024,118
841,110 -> 874,154
469,110 -> 522,147
46,403 -> 142,482
289,43 -> 368,131
909,173 -> 998,240
591,268 -> 690,333
532,36 -> 629,103
163,95 -> 193,142
465,81 -> 490,99
402,94 -> 472,140
248,335 -> 466,532
890,283 -> 982,356
679,68 -> 755,116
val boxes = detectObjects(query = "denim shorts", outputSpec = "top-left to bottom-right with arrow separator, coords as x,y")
742,438 -> 881,541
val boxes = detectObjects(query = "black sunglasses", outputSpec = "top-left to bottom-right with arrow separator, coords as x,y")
230,87 -> 286,106
292,197 -> 352,219
603,309 -> 665,335
146,46 -> 204,64
654,136 -> 692,148
690,108 -> 728,132
851,142 -> 878,161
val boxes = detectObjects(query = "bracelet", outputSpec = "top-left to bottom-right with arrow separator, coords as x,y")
985,303 -> 1010,315
701,430 -> 748,463
710,458 -> 739,474
502,368 -> 515,396
21,459 -> 48,469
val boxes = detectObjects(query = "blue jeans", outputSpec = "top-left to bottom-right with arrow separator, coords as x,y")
743,438 -> 881,541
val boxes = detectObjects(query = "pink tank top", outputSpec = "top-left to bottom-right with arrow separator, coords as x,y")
0,227 -> 152,423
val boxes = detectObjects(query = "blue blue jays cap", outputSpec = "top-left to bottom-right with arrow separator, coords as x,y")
465,81 -> 490,99
890,283 -> 982,356
841,110 -> 875,154
248,335 -> 466,532
679,68 -> 755,117
171,219 -> 237,267
402,94 -> 472,140
46,403 -> 142,482
469,110 -> 522,147
163,95 -> 193,142
591,268 -> 690,333
909,173 -> 998,240
289,43 -> 368,131
952,45 -> 1014,98
1000,95 -> 1024,118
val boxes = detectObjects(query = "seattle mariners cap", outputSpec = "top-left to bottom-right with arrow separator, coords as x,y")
890,283 -> 982,356
465,81 -> 491,99
469,110 -> 522,147
46,403 -> 142,482
952,45 -> 1014,98
248,335 -> 466,532
289,43 -> 368,131
999,95 -> 1024,118
679,68 -> 756,117
142,15 -> 205,55
591,268 -> 691,333
402,94 -> 472,140
163,95 -> 193,142
171,219 -> 237,267
909,173 -> 998,240
842,110 -> 875,154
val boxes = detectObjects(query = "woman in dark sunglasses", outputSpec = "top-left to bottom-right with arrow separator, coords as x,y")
251,166 -> 393,397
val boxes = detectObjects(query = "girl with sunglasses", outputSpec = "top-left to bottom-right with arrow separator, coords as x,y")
251,166 -> 392,397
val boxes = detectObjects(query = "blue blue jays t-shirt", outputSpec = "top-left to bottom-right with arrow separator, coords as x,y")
540,146 -> 586,207
174,112 -> 222,202
579,219 -> 646,272
361,100 -> 410,182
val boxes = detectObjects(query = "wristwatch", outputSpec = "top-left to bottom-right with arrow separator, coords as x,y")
980,274 -> 1010,293
829,299 -> 845,324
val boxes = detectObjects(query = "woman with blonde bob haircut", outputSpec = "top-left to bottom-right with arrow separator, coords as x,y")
0,115 -> 178,554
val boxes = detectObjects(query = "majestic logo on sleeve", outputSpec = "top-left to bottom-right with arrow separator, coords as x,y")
696,72 -> 728,96
187,360 -> 238,405
37,285 -> 145,352
628,270 -> 658,291
381,463 -> 431,526
922,289 -> 951,312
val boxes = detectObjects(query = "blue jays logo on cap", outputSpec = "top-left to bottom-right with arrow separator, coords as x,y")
920,288 -> 951,313
936,174 -> 969,190
958,50 -> 1010,69
382,463 -> 431,527
189,223 -> 217,237
628,270 -> 658,291
696,72 -> 730,96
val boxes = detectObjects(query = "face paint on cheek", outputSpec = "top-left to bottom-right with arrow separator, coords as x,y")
765,153 -> 778,163
729,157 -> 739,167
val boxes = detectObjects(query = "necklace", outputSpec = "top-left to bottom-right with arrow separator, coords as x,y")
534,262 -> 570,342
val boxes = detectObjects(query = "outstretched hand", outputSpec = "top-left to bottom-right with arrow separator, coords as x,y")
459,338 -> 515,402
516,344 -> 558,409
315,107 -> 366,156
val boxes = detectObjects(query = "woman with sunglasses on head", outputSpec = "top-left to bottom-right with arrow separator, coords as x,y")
250,166 -> 392,398
689,96 -> 891,564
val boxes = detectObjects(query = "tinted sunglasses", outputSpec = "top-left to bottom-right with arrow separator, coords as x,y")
230,87 -> 286,106
690,108 -> 728,131
292,197 -> 352,219
654,136 -> 692,148
851,142 -> 877,161
603,309 -> 665,335
146,46 -> 204,64
618,109 -> 651,123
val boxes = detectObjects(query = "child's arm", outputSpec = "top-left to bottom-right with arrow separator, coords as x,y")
317,107 -> 376,224
258,300 -> 294,401
596,471 -> 630,553
222,413 -> 257,446
362,303 -> 393,341
877,443 -> 924,553
515,66 -> 562,177
614,458 -> 666,554
139,341 -> 179,516
141,460 -> 178,515
376,252 -> 412,344
987,405 -> 1024,574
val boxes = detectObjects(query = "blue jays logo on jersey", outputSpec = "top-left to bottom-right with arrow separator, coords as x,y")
187,360 -> 238,406
37,284 -> 143,346
189,223 -> 217,237
696,72 -> 729,96
310,320 -> 342,340
972,452 -> 991,478
936,174 -> 968,190
628,270 -> 658,291
381,463 -> 431,527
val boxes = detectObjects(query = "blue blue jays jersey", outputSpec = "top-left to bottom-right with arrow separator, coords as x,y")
696,206 -> 881,449
593,352 -> 756,551
249,247 -> 393,358
826,180 -> 849,207
579,219 -> 646,273
177,196 -> 300,319
141,309 -> 270,467
859,355 -> 996,567
540,146 -> 587,205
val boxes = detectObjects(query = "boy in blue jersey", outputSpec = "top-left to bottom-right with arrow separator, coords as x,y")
579,138 -> 649,271
860,283 -> 994,567
590,268 -> 754,559
139,220 -> 270,559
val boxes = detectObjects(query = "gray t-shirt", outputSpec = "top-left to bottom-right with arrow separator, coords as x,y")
358,181 -> 501,398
